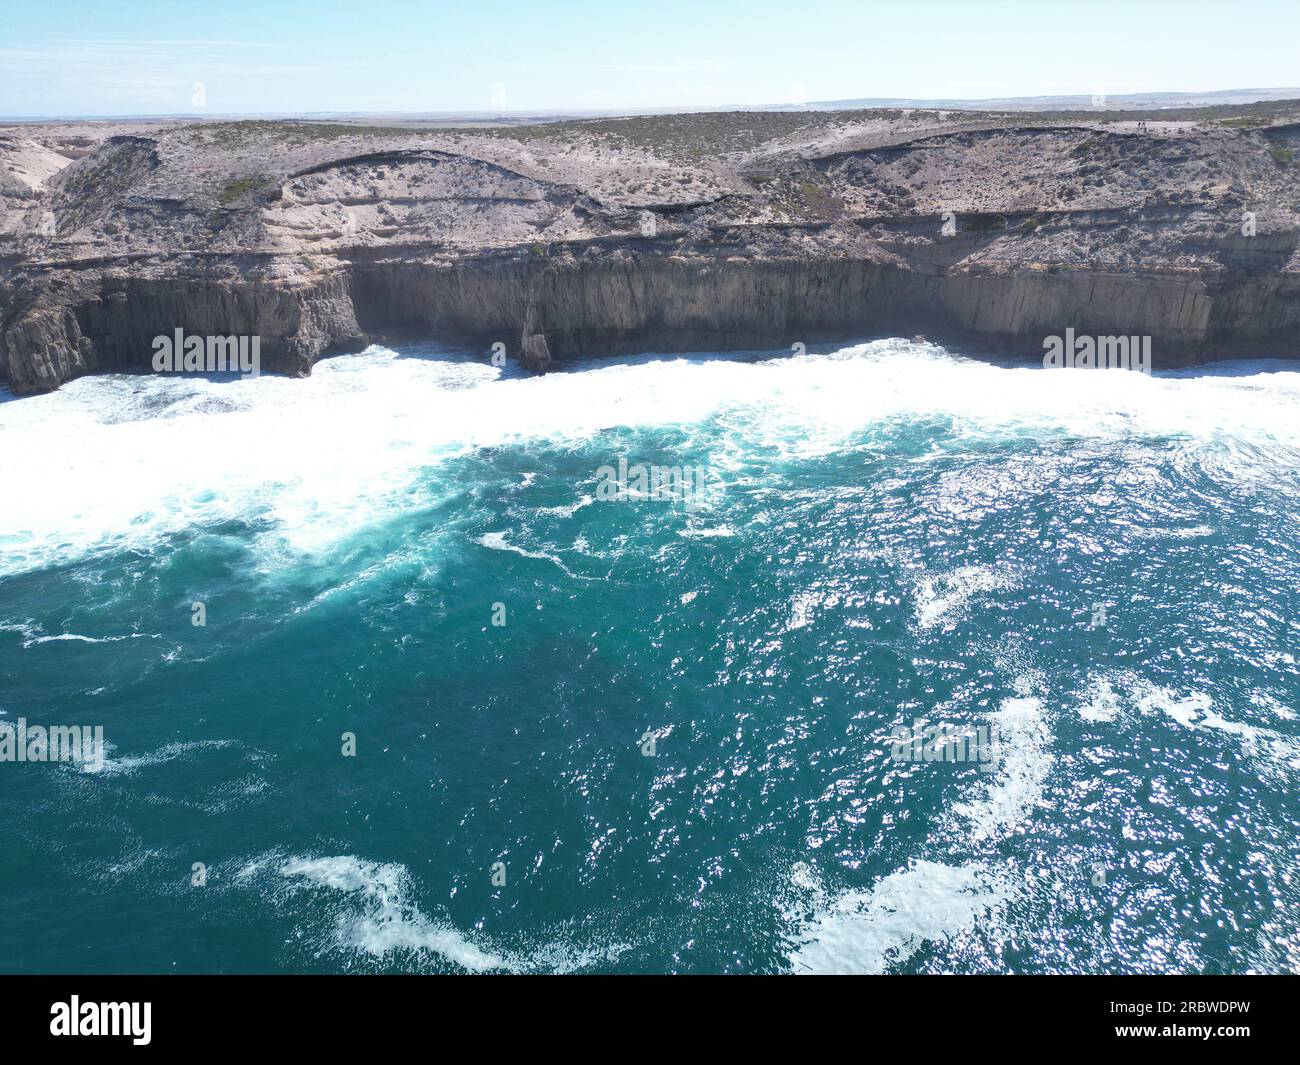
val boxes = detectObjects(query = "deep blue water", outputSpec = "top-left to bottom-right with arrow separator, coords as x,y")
2,341 -> 1298,973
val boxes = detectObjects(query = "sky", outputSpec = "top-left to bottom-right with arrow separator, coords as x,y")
1,0 -> 1297,118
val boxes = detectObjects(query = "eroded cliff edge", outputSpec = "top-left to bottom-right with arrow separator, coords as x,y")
2,105 -> 1299,394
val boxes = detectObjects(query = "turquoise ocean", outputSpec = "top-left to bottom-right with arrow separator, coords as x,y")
1,340 -> 1297,973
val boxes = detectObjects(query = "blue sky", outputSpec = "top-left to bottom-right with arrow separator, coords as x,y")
1,0 -> 1297,117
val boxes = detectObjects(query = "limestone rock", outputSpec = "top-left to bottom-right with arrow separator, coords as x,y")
1,108 -> 1298,392
520,331 -> 552,373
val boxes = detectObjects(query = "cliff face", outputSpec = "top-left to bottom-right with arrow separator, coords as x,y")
2,108 -> 1298,393
349,248 -> 1300,361
0,270 -> 366,392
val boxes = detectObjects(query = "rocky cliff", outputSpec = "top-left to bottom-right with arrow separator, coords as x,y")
2,105 -> 1298,393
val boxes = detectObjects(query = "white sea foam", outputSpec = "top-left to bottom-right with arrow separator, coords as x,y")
1075,673 -> 1300,776
3,342 -> 1299,578
785,859 -> 1010,974
1078,674 -> 1124,723
475,531 -> 598,580
677,525 -> 735,538
22,631 -> 162,649
278,854 -> 629,973
280,856 -> 508,973
2,619 -> 162,650
533,494 -> 593,518
83,739 -> 237,776
914,564 -> 1017,630
0,621 -> 41,642
786,691 -> 1049,973
950,696 -> 1052,840
785,590 -> 820,631
1135,682 -> 1214,727
1133,681 -> 1300,773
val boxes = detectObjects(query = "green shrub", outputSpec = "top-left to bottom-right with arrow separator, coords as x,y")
216,175 -> 267,205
